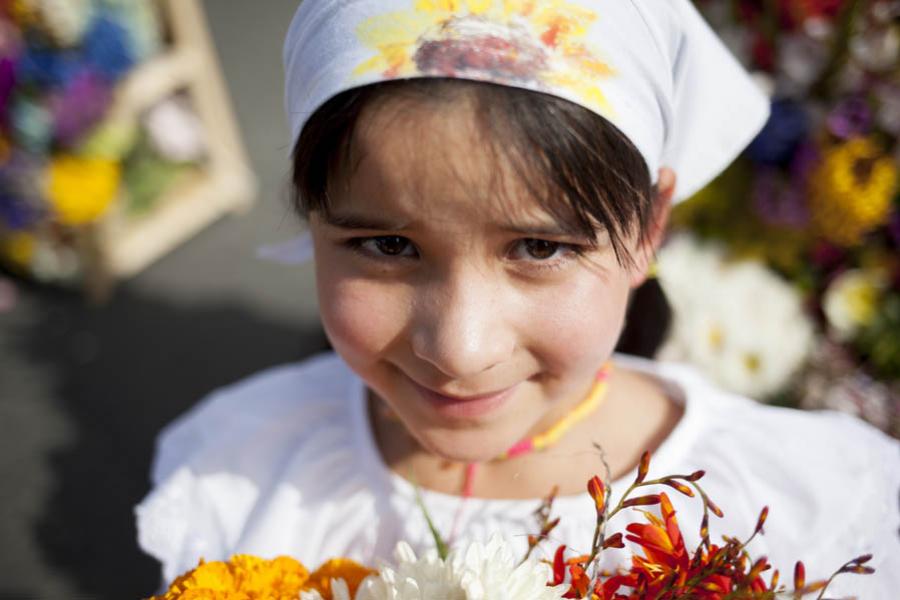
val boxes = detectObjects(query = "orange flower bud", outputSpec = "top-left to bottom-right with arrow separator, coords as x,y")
587,476 -> 606,514
755,506 -> 769,534
602,533 -> 625,549
686,470 -> 705,482
794,561 -> 806,589
845,565 -> 876,575
749,556 -> 770,579
636,451 -> 650,484
663,479 -> 695,498
542,517 -> 560,535
622,494 -> 661,508
706,497 -> 724,518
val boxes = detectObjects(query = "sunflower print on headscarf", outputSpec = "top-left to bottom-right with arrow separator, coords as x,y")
353,0 -> 616,116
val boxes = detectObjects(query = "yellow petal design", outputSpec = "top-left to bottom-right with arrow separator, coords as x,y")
353,0 -> 615,115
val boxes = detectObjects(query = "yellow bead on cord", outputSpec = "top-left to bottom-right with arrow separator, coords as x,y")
462,362 -> 614,497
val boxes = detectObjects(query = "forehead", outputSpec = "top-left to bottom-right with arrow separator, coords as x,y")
330,91 -> 554,227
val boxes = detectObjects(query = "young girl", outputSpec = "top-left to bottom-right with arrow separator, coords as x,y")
136,0 -> 900,596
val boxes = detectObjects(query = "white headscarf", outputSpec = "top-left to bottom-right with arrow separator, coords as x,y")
269,0 -> 769,263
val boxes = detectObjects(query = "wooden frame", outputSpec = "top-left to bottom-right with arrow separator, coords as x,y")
85,0 -> 257,300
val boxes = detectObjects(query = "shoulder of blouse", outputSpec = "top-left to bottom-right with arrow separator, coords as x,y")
135,351 -> 362,583
662,369 -> 900,586
149,351 -> 357,485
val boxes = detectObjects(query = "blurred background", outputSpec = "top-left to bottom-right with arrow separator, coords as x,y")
0,1 -> 328,597
0,0 -> 897,598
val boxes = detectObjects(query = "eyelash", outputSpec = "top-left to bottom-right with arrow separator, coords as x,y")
342,236 -> 588,273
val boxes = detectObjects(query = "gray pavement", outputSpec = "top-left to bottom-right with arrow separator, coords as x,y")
0,2 -> 327,598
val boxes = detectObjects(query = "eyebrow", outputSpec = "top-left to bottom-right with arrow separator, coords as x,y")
320,212 -> 411,231
321,211 -> 589,238
499,223 -> 585,238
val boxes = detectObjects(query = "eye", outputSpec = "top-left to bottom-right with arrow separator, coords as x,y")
517,239 -> 568,260
352,236 -> 418,258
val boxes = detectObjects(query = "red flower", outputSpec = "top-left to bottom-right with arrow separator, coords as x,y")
625,493 -> 690,587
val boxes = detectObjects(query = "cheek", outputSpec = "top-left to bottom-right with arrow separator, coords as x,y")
526,268 -> 631,375
315,262 -> 408,370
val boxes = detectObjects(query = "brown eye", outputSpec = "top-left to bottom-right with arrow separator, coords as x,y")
374,236 -> 412,256
523,239 -> 560,260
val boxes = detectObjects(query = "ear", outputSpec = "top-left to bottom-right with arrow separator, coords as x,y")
629,167 -> 675,288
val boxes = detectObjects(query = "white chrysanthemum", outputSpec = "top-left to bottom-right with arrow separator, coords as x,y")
822,268 -> 886,342
657,234 -> 813,399
356,535 -> 566,600
33,0 -> 92,46
300,579 -> 353,600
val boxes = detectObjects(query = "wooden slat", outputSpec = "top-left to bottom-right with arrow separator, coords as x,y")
85,0 -> 258,298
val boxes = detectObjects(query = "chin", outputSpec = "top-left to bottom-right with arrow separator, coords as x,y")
414,425 -> 519,463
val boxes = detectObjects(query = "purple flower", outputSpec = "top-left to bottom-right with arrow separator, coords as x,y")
811,241 -> 846,271
50,68 -> 112,147
826,96 -> 872,139
789,141 -> 820,181
0,57 -> 14,123
0,152 -> 45,229
0,191 -> 41,229
746,99 -> 810,166
888,210 -> 900,249
751,167 -> 810,228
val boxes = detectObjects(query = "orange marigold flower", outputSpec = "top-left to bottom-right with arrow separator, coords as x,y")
305,558 -> 375,599
149,555 -> 313,600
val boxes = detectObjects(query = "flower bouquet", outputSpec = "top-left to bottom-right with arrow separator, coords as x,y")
0,1 -> 208,284
148,453 -> 873,599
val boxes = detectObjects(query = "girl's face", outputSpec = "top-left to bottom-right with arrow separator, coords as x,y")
309,93 -> 667,463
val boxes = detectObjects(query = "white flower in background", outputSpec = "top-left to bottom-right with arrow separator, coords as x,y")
356,535 -> 566,600
30,0 -> 92,46
144,96 -> 207,163
874,82 -> 900,137
657,234 -> 814,399
822,269 -> 886,342
777,33 -> 828,95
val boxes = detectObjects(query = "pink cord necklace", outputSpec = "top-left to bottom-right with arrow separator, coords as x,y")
448,362 -> 614,540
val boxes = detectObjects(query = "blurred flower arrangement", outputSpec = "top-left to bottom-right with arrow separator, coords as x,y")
0,0 -> 208,283
149,454 -> 873,599
659,0 -> 900,437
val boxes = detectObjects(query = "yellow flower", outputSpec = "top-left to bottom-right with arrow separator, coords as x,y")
149,554 -> 372,600
1,231 -> 36,270
9,0 -> 38,26
808,137 -> 898,246
47,155 -> 121,226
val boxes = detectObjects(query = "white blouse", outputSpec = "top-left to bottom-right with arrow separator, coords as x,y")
136,352 -> 900,597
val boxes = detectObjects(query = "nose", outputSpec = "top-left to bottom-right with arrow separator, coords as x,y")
409,267 -> 515,381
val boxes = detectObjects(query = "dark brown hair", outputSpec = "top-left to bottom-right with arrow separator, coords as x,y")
290,78 -> 657,269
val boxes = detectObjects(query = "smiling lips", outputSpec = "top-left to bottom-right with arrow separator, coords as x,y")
408,377 -> 520,419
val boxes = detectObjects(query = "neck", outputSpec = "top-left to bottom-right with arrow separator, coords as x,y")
368,365 -> 683,499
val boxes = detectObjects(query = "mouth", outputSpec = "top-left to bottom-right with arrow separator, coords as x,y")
408,377 -> 520,420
